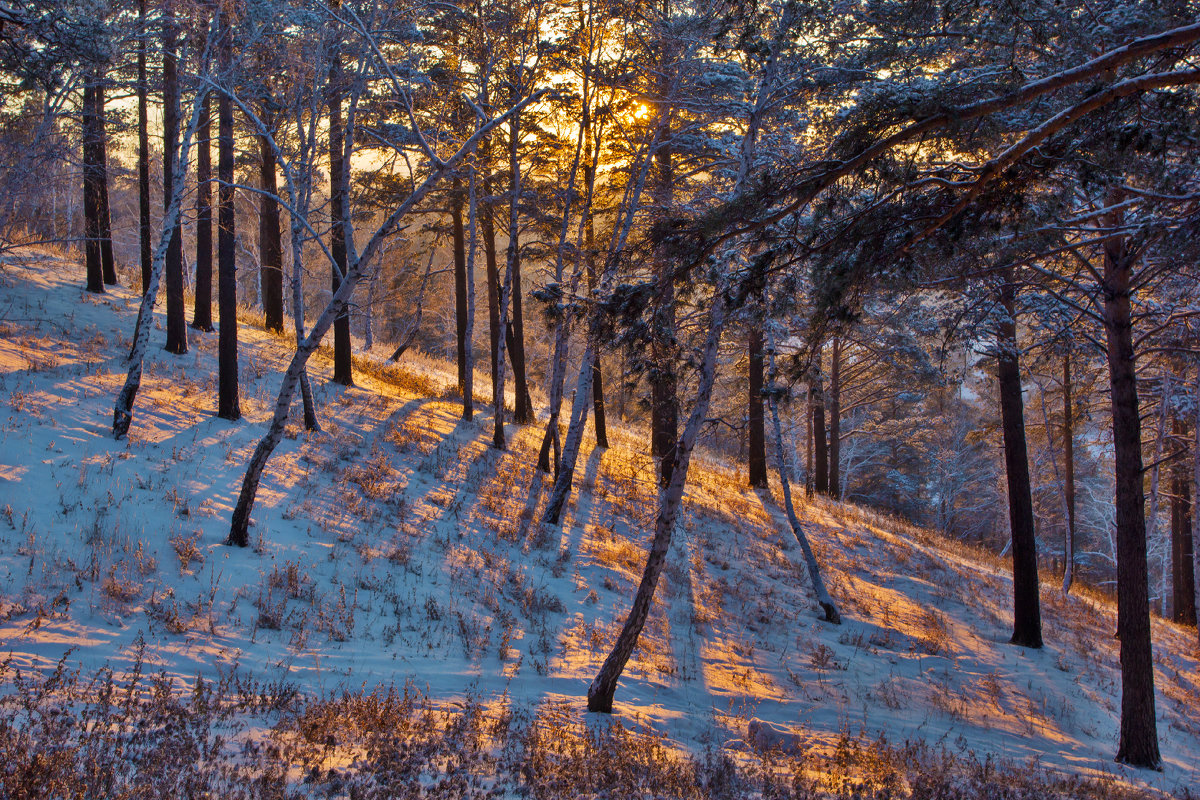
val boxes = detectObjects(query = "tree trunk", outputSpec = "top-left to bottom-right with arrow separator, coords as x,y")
258,129 -> 284,333
192,93 -> 213,331
996,279 -> 1042,649
328,33 -> 353,387
452,176 -> 468,395
482,172 -> 502,413
96,81 -> 116,286
828,335 -> 842,499
217,15 -> 240,421
1194,371 -> 1200,642
1146,376 -> 1170,616
1172,417 -> 1196,625
811,351 -> 828,496
137,0 -> 152,295
748,325 -> 767,488
588,292 -> 727,714
650,135 -> 677,486
82,77 -> 104,294
1103,192 -> 1161,770
462,164 -> 478,421
114,86 -> 209,439
162,5 -> 188,355
1062,351 -> 1077,594
766,325 -> 840,624
503,112 -> 533,426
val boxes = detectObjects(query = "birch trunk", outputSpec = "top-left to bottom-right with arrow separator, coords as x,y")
114,84 -> 211,439
766,324 -> 841,625
588,292 -> 728,713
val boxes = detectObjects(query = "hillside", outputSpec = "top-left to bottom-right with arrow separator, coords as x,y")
0,249 -> 1197,798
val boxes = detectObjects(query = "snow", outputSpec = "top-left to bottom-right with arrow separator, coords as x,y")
0,247 -> 1197,795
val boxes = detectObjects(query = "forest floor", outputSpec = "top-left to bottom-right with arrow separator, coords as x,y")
0,248 -> 1197,798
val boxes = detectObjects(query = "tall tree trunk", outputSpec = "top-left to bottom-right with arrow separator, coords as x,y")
96,81 -> 116,286
1103,192 -> 1160,770
162,4 -> 188,355
492,113 -> 522,449
828,335 -> 842,499
766,324 -> 840,624
748,325 -> 768,488
507,238 -> 533,423
996,279 -> 1043,649
1062,350 -> 1077,594
462,163 -> 478,421
1146,376 -> 1170,616
259,128 -> 284,333
588,292 -> 728,713
137,0 -> 152,295
82,77 -> 104,294
650,134 -> 677,486
811,350 -> 828,496
192,93 -> 214,331
482,173 -> 502,413
114,85 -> 209,439
216,13 -> 240,421
328,27 -> 353,387
1172,417 -> 1196,625
1194,370 -> 1200,643
504,116 -> 533,426
452,176 -> 468,395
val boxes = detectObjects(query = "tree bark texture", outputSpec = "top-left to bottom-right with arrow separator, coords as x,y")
192,94 -> 214,331
748,325 -> 768,488
1103,194 -> 1161,770
996,280 -> 1043,649
810,352 -> 828,496
217,19 -> 240,421
1062,351 -> 1077,595
259,130 -> 284,333
95,81 -> 116,286
114,85 -> 209,439
452,176 -> 468,395
766,326 -> 840,625
82,78 -> 104,294
588,293 -> 727,713
328,36 -> 353,386
137,0 -> 152,295
162,7 -> 187,355
828,336 -> 842,499
1171,417 -> 1196,625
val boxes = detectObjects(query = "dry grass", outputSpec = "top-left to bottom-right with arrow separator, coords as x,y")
0,655 -> 1171,800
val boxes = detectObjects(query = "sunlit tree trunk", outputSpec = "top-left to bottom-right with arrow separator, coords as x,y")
259,126 -> 284,333
996,278 -> 1042,649
1062,351 -> 1076,594
1172,417 -> 1195,625
766,322 -> 840,625
1103,191 -> 1160,770
828,335 -> 842,499
216,10 -> 240,421
192,93 -> 214,331
137,0 -> 152,295
96,81 -> 116,286
82,75 -> 104,294
328,11 -> 353,387
748,325 -> 767,488
114,86 -> 209,439
452,176 -> 468,395
162,3 -> 187,355
588,292 -> 727,713
810,350 -> 828,496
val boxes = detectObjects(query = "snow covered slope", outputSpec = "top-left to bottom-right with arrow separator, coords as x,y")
0,249 -> 1197,796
